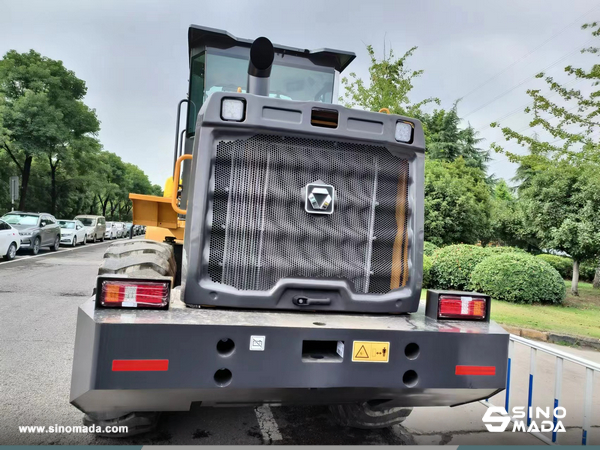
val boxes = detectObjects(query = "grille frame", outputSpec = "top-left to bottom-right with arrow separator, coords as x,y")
182,92 -> 425,314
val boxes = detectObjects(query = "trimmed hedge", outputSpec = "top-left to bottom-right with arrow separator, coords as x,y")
483,246 -> 526,255
536,254 -> 572,280
423,241 -> 438,257
535,254 -> 596,282
422,255 -> 432,288
470,253 -> 565,305
429,244 -> 489,290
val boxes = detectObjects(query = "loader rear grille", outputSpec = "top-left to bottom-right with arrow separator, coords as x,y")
207,134 -> 410,294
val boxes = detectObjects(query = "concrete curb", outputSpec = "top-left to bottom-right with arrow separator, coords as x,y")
500,324 -> 600,351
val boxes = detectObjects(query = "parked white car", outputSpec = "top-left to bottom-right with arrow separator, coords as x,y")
105,222 -> 118,240
58,219 -> 88,246
114,222 -> 126,238
0,219 -> 21,260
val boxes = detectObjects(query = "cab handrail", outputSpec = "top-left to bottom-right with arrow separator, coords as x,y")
171,154 -> 193,215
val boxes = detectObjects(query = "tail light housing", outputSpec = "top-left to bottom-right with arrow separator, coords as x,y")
96,276 -> 172,309
425,290 -> 490,321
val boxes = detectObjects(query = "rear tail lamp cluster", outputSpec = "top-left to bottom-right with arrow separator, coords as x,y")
98,279 -> 170,309
425,290 -> 490,321
438,295 -> 486,320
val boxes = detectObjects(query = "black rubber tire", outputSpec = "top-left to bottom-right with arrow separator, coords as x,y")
83,412 -> 160,438
72,236 -> 77,247
99,239 -> 176,279
328,402 -> 413,429
50,235 -> 60,251
101,234 -> 105,242
82,235 -> 87,245
31,237 -> 41,255
4,242 -> 17,261
90,241 -> 175,435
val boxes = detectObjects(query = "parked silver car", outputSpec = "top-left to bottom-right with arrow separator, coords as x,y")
1,212 -> 61,255
105,222 -> 118,240
74,215 -> 106,242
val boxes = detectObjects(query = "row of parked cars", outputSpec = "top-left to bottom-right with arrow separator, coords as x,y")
0,212 -> 145,260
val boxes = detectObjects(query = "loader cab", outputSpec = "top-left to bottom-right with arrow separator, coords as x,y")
185,25 -> 356,136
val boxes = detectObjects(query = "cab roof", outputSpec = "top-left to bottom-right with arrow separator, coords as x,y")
188,25 -> 356,73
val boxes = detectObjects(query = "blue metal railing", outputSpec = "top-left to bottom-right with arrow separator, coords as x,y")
481,334 -> 599,445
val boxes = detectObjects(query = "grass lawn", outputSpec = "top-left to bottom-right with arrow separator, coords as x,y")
491,281 -> 600,340
421,282 -> 600,340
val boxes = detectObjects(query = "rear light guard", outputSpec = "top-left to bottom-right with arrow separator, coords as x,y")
96,276 -> 172,309
425,290 -> 491,322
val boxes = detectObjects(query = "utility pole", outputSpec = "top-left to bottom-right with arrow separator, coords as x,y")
9,176 -> 19,211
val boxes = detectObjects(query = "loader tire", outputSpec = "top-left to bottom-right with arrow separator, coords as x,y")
328,402 -> 413,429
99,239 -> 176,279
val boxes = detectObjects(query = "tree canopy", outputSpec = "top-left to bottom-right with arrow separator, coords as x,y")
0,50 -> 160,220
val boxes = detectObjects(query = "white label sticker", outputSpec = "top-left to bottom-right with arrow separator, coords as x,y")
250,335 -> 266,351
336,341 -> 345,357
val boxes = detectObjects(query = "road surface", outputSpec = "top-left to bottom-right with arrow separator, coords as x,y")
0,241 -> 597,445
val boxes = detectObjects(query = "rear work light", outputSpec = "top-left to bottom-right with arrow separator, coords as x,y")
99,280 -> 170,308
438,295 -> 487,320
425,290 -> 490,321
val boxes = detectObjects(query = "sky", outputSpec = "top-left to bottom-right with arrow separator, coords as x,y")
1,0 -> 599,186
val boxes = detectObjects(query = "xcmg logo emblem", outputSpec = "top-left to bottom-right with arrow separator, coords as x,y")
482,406 -> 566,433
304,182 -> 335,215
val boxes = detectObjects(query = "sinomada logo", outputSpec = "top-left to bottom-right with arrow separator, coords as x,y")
482,406 -> 567,433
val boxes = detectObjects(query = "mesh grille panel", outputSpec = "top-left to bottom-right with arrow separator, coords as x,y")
208,134 -> 409,294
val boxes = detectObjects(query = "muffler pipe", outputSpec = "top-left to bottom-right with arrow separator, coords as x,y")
247,36 -> 274,97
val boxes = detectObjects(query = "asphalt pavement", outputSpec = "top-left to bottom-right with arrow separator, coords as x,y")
0,240 -> 598,445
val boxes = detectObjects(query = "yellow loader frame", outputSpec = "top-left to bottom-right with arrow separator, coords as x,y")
129,154 -> 192,243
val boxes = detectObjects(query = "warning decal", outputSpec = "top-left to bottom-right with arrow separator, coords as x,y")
352,341 -> 390,363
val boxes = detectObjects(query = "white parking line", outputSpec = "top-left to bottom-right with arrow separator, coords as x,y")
255,405 -> 283,443
0,238 -> 138,266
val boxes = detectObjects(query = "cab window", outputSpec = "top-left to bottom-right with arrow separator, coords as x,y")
186,53 -> 205,134
186,51 -> 335,134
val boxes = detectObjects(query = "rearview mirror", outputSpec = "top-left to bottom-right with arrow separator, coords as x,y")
40,221 -> 47,227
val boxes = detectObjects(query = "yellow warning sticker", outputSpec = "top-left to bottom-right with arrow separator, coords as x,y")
352,341 -> 390,363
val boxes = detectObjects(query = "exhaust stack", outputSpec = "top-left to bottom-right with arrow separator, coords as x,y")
247,37 -> 274,97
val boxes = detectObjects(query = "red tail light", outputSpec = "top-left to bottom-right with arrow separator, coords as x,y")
100,280 -> 170,308
438,295 -> 487,320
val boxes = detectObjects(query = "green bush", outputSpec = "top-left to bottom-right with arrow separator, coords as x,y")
422,255 -> 432,288
429,244 -> 489,290
536,254 -> 573,280
470,253 -> 565,304
483,246 -> 526,255
423,241 -> 438,257
580,261 -> 597,282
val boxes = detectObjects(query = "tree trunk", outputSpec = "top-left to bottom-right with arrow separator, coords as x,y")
99,195 -> 109,217
88,195 -> 98,215
109,200 -> 118,219
593,265 -> 600,289
17,155 -> 33,211
571,261 -> 580,296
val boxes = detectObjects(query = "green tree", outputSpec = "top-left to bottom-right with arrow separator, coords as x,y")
517,159 -> 600,295
419,105 -> 490,172
424,157 -> 491,246
489,23 -> 600,294
340,45 -> 439,116
491,22 -> 600,164
487,180 -> 539,251
0,50 -> 100,211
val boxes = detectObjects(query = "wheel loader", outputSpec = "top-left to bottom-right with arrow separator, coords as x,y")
69,25 -> 509,435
